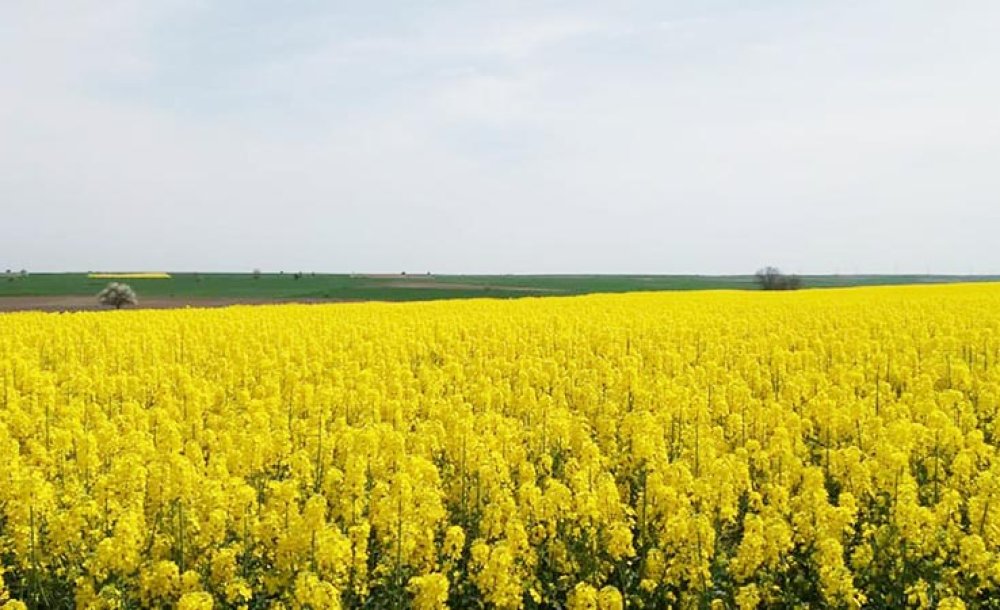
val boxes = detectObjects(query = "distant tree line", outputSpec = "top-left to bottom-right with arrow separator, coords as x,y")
252,269 -> 317,280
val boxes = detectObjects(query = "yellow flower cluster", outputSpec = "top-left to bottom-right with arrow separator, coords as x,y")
1,284 -> 1000,608
87,273 -> 172,279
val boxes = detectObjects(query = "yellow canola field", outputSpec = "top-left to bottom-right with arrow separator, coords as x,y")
87,274 -> 172,280
2,285 -> 1000,610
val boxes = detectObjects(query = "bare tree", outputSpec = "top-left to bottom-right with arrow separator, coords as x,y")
252,268 -> 262,280
754,267 -> 802,290
97,282 -> 138,309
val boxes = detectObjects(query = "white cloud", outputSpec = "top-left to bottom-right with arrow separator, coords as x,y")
1,1 -> 999,273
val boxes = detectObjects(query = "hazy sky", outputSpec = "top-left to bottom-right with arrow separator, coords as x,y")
2,1 -> 998,274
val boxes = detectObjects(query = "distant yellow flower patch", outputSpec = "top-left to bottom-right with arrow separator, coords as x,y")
88,272 -> 172,279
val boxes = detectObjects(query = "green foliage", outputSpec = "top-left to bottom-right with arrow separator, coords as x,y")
1,273 -> 998,304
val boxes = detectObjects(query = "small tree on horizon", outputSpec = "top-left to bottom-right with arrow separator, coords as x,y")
97,282 -> 138,309
755,267 -> 802,290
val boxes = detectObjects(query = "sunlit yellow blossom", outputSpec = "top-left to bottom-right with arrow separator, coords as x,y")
939,597 -> 967,610
567,583 -> 598,610
407,572 -> 449,610
443,526 -> 466,562
177,591 -> 214,610
293,572 -> 340,610
597,585 -> 623,610
139,560 -> 180,605
735,584 -> 760,610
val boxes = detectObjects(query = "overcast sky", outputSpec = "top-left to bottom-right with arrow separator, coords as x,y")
2,1 -> 998,274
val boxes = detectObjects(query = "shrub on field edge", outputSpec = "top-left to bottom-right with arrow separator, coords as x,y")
97,282 -> 138,309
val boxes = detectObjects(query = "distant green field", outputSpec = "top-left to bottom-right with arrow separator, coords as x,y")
1,272 -> 999,304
